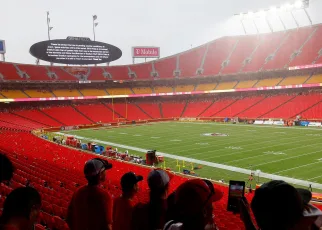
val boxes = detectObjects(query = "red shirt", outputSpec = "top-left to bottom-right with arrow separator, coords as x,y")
67,185 -> 113,230
112,196 -> 134,230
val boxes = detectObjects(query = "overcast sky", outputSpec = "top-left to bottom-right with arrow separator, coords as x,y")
1,0 -> 321,65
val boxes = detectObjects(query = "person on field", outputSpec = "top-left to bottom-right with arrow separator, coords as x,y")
67,158 -> 113,230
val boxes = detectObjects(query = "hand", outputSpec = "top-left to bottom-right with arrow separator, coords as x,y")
239,197 -> 257,230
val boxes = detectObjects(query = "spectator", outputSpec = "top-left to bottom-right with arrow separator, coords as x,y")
164,179 -> 223,230
132,169 -> 170,230
113,172 -> 143,230
67,158 -> 113,230
0,187 -> 41,230
0,154 -> 14,183
240,180 -> 322,230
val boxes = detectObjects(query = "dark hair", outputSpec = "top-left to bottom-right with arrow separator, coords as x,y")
251,184 -> 303,230
148,183 -> 169,230
86,174 -> 100,186
0,154 -> 14,183
0,187 -> 41,224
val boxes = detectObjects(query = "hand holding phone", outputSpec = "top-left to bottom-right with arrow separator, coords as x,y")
227,180 -> 245,213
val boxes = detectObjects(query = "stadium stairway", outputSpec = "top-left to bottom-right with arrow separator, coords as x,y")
180,101 -> 189,117
136,103 -> 162,119
9,112 -> 49,128
211,99 -> 238,117
71,105 -> 95,123
233,96 -> 268,117
295,99 -> 322,119
37,109 -> 66,126
135,104 -> 153,119
13,110 -> 62,127
159,103 -> 164,118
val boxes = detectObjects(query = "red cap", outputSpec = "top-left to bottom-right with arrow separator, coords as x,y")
175,179 -> 223,214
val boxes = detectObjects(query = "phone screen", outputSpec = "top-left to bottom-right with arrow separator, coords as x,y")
227,180 -> 245,213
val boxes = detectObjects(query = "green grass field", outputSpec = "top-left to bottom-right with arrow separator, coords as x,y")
60,122 -> 322,191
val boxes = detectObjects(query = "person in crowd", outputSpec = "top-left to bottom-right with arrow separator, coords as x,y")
0,187 -> 41,230
164,179 -> 223,230
67,158 -> 113,230
240,180 -> 322,230
113,172 -> 143,230
132,169 -> 171,230
0,154 -> 14,183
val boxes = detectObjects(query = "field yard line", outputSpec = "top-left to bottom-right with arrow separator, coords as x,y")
308,175 -> 322,181
55,132 -> 322,189
274,161 -> 322,174
202,135 -> 322,160
252,149 -> 322,167
176,122 -> 322,131
223,141 -> 322,164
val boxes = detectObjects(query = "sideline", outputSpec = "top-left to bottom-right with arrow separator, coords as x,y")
55,132 -> 322,189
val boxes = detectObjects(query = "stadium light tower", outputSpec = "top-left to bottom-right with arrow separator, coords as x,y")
92,15 -> 98,41
47,12 -> 54,40
235,0 -> 311,33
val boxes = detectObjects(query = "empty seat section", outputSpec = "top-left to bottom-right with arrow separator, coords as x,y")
195,83 -> 217,91
87,67 -> 105,80
0,113 -> 45,129
14,110 -> 62,127
105,66 -> 129,80
182,102 -> 212,117
154,86 -> 173,93
0,62 -> 20,80
263,27 -> 315,70
130,63 -> 153,79
0,94 -> 4,99
80,89 -> 107,96
0,121 -> 30,131
17,65 -> 49,81
179,46 -> 206,77
162,102 -> 185,118
255,78 -> 282,87
132,87 -> 153,94
137,103 -> 161,118
301,101 -> 322,119
24,90 -> 54,98
199,99 -> 236,117
216,81 -> 237,90
306,74 -> 322,84
0,90 -> 27,98
154,57 -> 177,78
238,95 -> 294,118
235,80 -> 258,89
74,104 -> 114,123
222,36 -> 259,74
203,37 -> 238,76
48,67 -> 78,81
106,88 -> 132,95
278,76 -> 309,86
243,32 -> 285,72
106,103 -> 128,119
52,90 -> 81,97
289,25 -> 322,67
41,106 -> 91,125
175,85 -> 194,92
262,94 -> 322,119
122,104 -> 150,120
215,96 -> 264,117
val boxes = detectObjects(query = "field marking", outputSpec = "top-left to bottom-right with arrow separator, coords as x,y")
151,137 -> 160,139
133,134 -> 142,137
55,132 -> 322,189
274,161 -> 322,174
175,122 -> 322,131
170,139 -> 182,142
120,133 -> 128,135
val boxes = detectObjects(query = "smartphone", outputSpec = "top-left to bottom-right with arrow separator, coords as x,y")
227,180 -> 245,213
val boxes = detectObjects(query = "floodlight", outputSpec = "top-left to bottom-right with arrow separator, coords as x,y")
258,10 -> 266,17
295,0 -> 303,8
247,11 -> 254,18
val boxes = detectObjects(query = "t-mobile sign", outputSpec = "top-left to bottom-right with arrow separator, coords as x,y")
132,47 -> 160,58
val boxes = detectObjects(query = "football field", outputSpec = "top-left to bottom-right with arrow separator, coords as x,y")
61,122 -> 322,190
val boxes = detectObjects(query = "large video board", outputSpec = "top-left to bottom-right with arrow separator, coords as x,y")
30,37 -> 122,65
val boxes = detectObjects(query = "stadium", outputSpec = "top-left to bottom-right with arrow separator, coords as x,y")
1,0 -> 322,229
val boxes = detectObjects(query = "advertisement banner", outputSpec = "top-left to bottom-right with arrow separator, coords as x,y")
254,120 -> 264,125
273,120 -> 284,126
132,47 -> 160,58
263,120 -> 274,125
308,122 -> 322,127
299,121 -> 310,126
